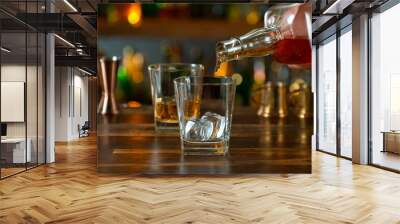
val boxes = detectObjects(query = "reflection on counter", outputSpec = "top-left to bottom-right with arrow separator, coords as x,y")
97,106 -> 312,174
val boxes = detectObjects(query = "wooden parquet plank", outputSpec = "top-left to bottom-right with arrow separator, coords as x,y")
0,136 -> 400,223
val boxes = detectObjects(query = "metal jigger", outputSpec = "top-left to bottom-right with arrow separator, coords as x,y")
256,82 -> 275,118
276,82 -> 288,118
98,56 -> 120,115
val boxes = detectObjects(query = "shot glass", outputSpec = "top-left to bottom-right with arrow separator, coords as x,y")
174,76 -> 236,155
148,63 -> 204,130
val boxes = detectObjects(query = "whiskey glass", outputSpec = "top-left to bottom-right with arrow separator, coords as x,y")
174,76 -> 236,155
148,63 -> 204,130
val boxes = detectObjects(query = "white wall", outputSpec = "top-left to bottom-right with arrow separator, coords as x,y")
1,65 -> 41,138
55,67 -> 89,141
1,65 -> 26,138
55,67 -> 69,141
72,73 -> 89,138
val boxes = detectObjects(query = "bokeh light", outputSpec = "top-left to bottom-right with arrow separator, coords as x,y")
127,4 -> 142,26
246,10 -> 260,25
254,59 -> 266,84
228,5 -> 241,22
232,73 -> 243,86
107,5 -> 119,23
127,101 -> 142,108
122,47 -> 144,84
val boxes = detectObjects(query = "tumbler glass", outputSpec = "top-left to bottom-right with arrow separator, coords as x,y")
148,63 -> 204,130
174,76 -> 236,155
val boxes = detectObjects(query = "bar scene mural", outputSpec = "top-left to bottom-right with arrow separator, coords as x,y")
96,3 -> 312,175
3,1 -> 400,222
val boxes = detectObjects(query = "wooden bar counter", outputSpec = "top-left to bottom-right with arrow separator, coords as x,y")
97,106 -> 312,175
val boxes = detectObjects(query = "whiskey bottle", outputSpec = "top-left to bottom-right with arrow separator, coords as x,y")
215,3 -> 312,71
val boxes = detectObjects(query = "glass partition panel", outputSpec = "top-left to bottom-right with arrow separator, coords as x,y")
27,30 -> 38,169
317,36 -> 337,154
26,0 -> 43,169
0,0 -> 46,179
1,31 -> 27,177
339,28 -> 352,158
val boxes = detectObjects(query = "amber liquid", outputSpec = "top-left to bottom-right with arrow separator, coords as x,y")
215,45 -> 276,72
155,97 -> 178,123
184,99 -> 201,119
273,39 -> 311,65
222,45 -> 276,64
155,97 -> 201,123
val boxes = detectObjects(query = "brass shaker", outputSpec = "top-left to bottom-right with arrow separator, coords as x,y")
297,85 -> 312,118
289,80 -> 313,119
256,82 -> 275,118
276,82 -> 288,118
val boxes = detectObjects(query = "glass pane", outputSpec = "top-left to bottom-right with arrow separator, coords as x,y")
317,37 -> 337,154
1,31 -> 27,177
26,0 -> 39,169
27,31 -> 38,169
339,29 -> 352,158
38,32 -> 45,165
0,1 -> 46,178
312,45 -> 317,151
371,4 -> 400,171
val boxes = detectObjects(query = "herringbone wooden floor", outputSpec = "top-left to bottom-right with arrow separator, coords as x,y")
1,136 -> 400,224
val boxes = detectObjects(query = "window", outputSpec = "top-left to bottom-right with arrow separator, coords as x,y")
339,28 -> 352,158
316,25 -> 353,158
317,36 -> 337,154
370,3 -> 400,171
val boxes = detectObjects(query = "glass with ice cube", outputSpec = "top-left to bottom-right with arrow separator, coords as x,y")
174,76 -> 236,155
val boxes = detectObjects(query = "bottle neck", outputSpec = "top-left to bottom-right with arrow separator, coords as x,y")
215,26 -> 282,71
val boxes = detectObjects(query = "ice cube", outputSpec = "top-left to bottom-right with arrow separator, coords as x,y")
200,112 -> 226,139
184,119 -> 213,141
184,119 -> 196,138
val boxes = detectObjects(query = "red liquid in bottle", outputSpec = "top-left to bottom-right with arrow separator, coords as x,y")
273,39 -> 311,65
